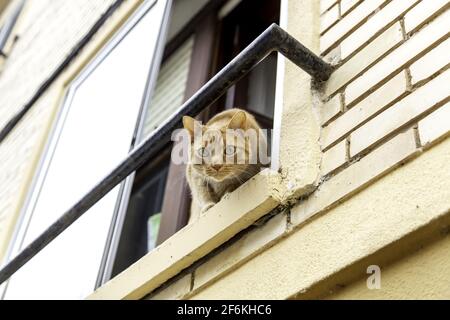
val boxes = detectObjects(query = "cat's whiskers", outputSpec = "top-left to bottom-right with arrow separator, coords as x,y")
229,166 -> 253,177
229,167 -> 253,183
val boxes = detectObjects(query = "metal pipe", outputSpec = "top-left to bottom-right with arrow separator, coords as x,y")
0,23 -> 332,285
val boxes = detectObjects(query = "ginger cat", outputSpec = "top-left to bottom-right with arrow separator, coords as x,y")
183,109 -> 267,223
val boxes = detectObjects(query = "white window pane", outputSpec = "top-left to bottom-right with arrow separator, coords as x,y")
3,0 -> 169,300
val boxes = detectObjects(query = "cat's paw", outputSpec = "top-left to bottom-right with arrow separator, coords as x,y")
201,203 -> 215,214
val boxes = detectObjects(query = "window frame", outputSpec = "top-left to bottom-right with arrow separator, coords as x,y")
109,147 -> 171,279
97,0 -> 281,283
1,0 -> 173,298
90,0 -> 321,300
94,0 -> 173,287
105,4 -> 222,274
147,0 -> 281,246
156,6 -> 222,246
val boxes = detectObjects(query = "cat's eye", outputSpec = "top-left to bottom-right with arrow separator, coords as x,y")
225,145 -> 236,156
197,147 -> 209,158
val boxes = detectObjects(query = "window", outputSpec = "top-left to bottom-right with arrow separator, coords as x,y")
211,0 -> 280,143
1,0 -> 171,299
109,151 -> 170,279
143,36 -> 195,136
102,0 -> 207,279
0,0 -> 25,57
107,0 -> 280,278
2,0 -> 282,297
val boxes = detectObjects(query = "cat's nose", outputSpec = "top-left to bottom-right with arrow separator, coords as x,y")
212,164 -> 222,171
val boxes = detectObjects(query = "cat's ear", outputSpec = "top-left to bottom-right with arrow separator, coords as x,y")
182,116 -> 196,138
227,111 -> 247,130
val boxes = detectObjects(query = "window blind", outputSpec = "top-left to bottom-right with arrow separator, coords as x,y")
143,36 -> 194,137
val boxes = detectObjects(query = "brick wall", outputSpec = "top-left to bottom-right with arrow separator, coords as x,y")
318,0 -> 450,178
0,0 -> 117,260
291,0 -> 450,230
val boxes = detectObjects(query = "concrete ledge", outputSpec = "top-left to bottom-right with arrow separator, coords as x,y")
87,170 -> 281,300
190,210 -> 289,296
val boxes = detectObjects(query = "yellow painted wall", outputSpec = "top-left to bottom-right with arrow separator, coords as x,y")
328,232 -> 450,300
187,137 -> 450,299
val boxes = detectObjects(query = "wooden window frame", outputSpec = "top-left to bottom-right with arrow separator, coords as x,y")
105,0 -> 228,279
155,0 -> 280,245
156,3 -> 225,245
212,0 -> 280,120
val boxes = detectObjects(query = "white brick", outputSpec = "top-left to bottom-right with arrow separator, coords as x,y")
341,0 -> 362,15
410,37 -> 450,85
341,0 -> 420,60
321,140 -> 347,175
405,0 -> 450,34
321,4 -> 340,34
350,68 -> 450,157
346,10 -> 450,105
418,102 -> 450,146
325,22 -> 404,96
321,0 -> 387,54
321,0 -> 339,14
293,130 -> 418,225
322,71 -> 408,149
324,45 -> 342,65
321,94 -> 342,125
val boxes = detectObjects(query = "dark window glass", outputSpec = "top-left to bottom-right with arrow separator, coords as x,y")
110,159 -> 169,278
110,0 -> 280,278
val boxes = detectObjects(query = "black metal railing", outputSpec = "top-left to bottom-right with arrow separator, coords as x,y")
0,23 -> 332,285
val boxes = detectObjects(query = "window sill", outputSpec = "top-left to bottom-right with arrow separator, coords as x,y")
88,168 -> 284,300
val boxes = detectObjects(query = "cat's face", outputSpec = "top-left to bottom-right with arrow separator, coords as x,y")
191,128 -> 251,182
183,111 -> 261,182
